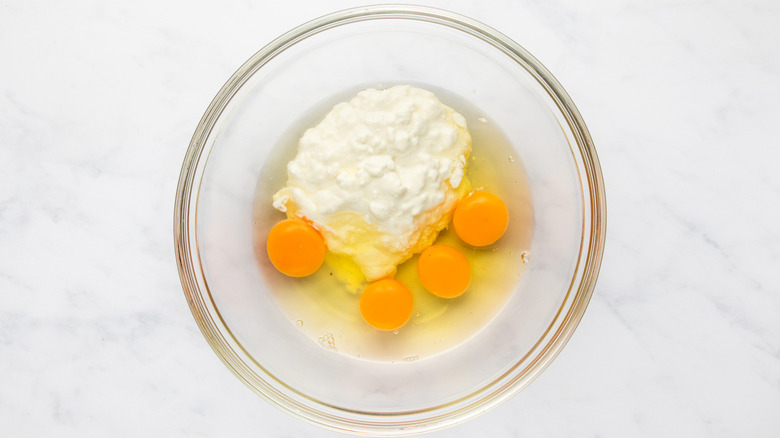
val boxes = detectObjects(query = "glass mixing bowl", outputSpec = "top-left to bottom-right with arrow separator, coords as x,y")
174,5 -> 606,436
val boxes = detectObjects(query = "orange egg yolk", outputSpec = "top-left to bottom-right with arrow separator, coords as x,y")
266,218 -> 326,277
417,245 -> 471,298
359,279 -> 414,331
452,191 -> 509,246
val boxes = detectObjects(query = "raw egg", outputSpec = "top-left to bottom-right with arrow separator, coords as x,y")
267,218 -> 326,277
359,279 -> 413,331
453,191 -> 508,246
417,245 -> 471,298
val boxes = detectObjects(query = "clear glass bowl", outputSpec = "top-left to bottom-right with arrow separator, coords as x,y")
174,5 -> 606,436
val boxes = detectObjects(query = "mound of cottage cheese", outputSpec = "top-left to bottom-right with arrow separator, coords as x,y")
273,85 -> 471,281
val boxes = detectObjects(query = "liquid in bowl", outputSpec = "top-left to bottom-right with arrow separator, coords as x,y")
253,85 -> 534,362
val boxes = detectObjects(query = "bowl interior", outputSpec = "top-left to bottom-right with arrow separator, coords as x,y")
178,6 -> 603,434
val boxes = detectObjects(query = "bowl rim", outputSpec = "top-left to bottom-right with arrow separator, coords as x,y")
174,4 -> 606,436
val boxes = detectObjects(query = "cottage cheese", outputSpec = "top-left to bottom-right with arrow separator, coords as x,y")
273,85 -> 471,281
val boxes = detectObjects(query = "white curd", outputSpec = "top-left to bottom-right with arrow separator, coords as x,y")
273,85 -> 471,281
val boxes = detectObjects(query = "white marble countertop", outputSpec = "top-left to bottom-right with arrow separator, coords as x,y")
2,0 -> 779,436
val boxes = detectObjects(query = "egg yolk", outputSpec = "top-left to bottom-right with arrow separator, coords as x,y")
267,218 -> 326,277
452,191 -> 509,246
359,279 -> 413,331
417,245 -> 471,298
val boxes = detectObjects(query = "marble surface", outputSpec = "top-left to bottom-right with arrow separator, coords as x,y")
2,0 -> 779,436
